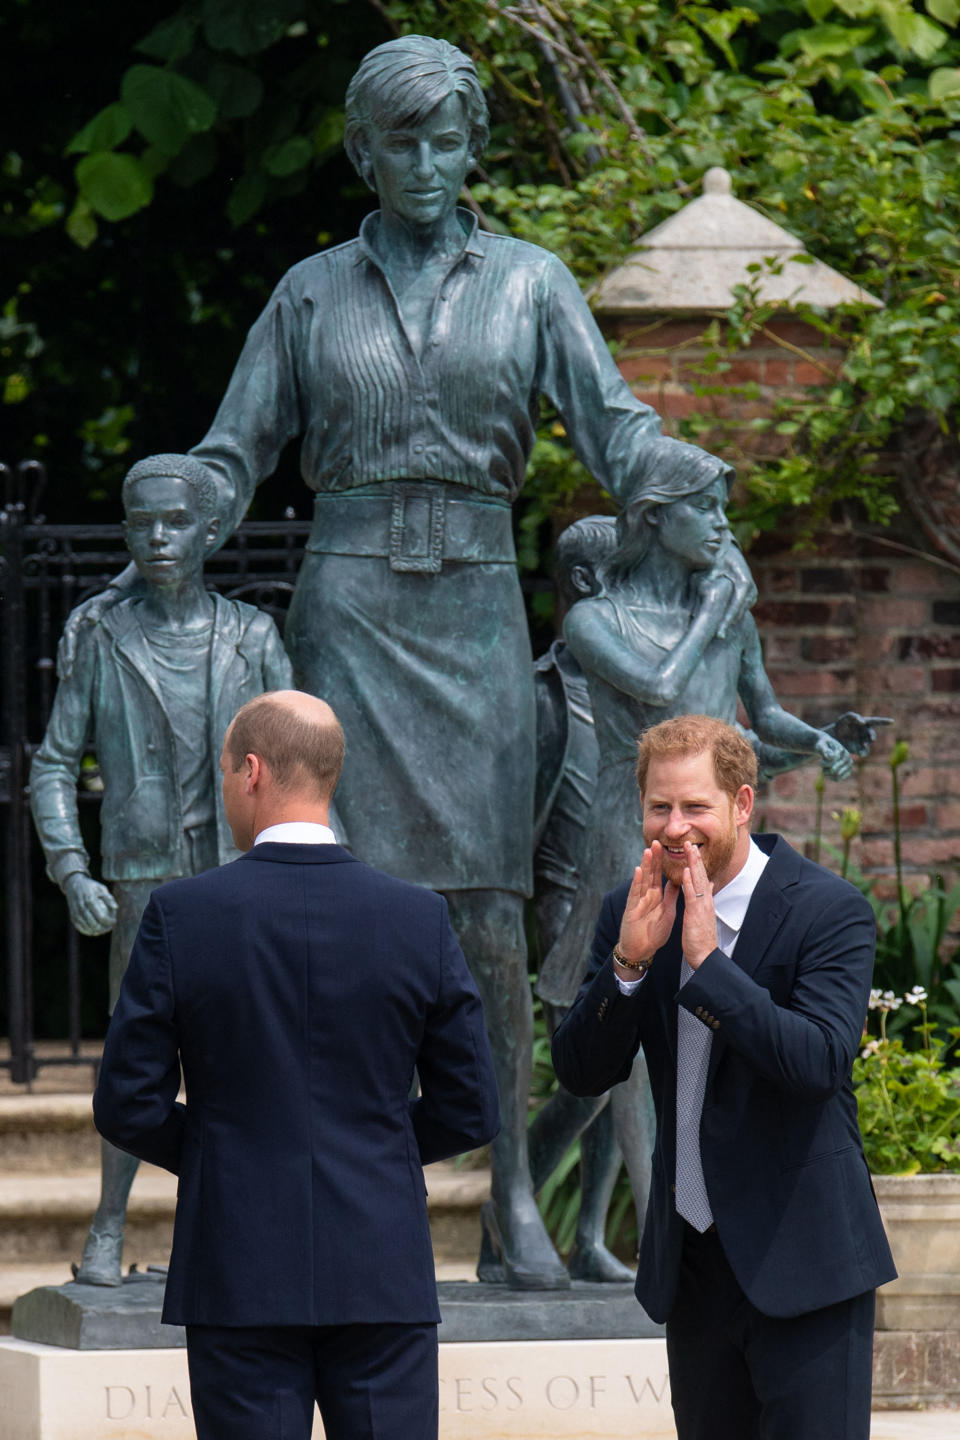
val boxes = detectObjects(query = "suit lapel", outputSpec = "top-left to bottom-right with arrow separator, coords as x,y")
705,839 -> 793,1085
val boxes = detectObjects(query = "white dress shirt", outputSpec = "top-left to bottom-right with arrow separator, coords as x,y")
254,821 -> 338,846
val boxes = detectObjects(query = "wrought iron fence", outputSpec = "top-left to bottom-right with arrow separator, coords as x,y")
0,460 -> 311,1085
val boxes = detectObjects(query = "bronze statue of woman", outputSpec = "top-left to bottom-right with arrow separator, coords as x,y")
70,37 -> 752,1289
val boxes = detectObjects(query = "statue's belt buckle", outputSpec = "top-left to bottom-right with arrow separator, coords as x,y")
389,484 -> 445,573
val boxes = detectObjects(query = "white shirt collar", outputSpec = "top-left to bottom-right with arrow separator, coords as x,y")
254,821 -> 337,846
712,837 -> 769,937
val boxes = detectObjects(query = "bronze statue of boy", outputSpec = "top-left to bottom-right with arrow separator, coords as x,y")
31,453 -> 292,1286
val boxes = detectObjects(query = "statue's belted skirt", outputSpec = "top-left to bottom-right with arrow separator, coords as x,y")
284,482 -> 535,895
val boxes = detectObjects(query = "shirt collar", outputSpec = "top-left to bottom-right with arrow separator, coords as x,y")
712,837 -> 769,936
254,821 -> 337,847
355,207 -> 486,268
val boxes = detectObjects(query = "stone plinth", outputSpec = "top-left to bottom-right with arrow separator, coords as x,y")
0,1335 -> 673,1440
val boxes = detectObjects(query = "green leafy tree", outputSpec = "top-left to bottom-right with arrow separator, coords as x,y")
3,1 -> 959,553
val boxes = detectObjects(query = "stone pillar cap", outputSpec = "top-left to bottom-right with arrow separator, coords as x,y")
590,168 -> 881,313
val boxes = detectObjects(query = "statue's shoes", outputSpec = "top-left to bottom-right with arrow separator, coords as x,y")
480,1199 -> 570,1290
73,1227 -> 123,1287
567,1240 -> 635,1284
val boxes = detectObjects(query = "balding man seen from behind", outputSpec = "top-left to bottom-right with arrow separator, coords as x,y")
94,690 -> 500,1440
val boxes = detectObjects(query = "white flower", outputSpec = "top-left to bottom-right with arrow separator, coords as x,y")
905,986 -> 928,1005
868,989 -> 884,1011
860,1039 -> 881,1058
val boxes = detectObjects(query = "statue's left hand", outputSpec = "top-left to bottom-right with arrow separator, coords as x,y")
823,712 -> 893,757
815,733 -> 854,781
716,543 -> 758,641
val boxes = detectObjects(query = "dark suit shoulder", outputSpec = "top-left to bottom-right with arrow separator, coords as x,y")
758,833 -> 873,917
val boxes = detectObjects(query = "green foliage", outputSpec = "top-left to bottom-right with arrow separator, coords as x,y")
854,992 -> 960,1173
824,742 -> 960,1041
4,2 -> 960,532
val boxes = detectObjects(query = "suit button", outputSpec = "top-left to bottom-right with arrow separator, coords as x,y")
711,1020 -> 720,1030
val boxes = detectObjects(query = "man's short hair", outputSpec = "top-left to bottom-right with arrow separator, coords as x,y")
344,35 -> 489,182
554,515 -> 616,605
636,715 -> 757,799
227,693 -> 345,797
123,454 -> 217,521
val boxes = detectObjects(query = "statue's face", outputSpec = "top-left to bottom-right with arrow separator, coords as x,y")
362,92 -> 474,228
123,475 -> 215,587
654,475 -> 730,570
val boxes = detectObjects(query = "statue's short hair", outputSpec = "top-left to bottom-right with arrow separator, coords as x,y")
122,454 -> 217,521
636,714 -> 757,799
344,36 -> 489,186
226,692 -> 345,799
554,515 -> 617,604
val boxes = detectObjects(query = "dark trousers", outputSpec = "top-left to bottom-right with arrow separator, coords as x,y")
666,1224 -> 875,1440
186,1321 -> 438,1440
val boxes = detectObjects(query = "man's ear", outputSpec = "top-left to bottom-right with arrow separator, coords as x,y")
204,516 -> 220,553
734,784 -> 754,828
244,753 -> 262,793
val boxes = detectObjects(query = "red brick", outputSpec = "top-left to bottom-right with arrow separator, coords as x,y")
897,837 -> 960,867
616,320 -> 710,347
763,359 -> 794,386
888,561 -> 958,594
720,359 -> 764,385
898,633 -> 960,660
768,770 -> 801,800
756,567 -> 800,594
932,668 -> 960,693
763,320 -> 831,348
936,802 -> 960,831
800,636 -> 857,664
801,567 -> 855,595
753,600 -> 837,627
631,389 -> 701,418
860,839 -> 895,868
877,803 -> 931,830
763,805 -> 820,833
856,633 -> 896,663
765,669 -> 855,697
858,598 -> 928,628
857,567 -> 892,593
617,353 -> 674,383
865,667 -> 927,695
793,359 -> 841,385
759,633 -> 801,665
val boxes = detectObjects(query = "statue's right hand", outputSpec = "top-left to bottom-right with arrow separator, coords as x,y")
616,842 -> 679,967
64,873 -> 118,936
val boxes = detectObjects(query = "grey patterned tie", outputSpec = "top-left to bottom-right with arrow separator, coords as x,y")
675,957 -> 714,1231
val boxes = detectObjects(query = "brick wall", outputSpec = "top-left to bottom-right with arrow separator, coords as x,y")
600,310 -> 960,894
608,316 -> 844,447
748,525 -> 960,894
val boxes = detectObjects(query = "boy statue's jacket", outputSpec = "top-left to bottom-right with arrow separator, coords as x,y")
31,593 -> 292,884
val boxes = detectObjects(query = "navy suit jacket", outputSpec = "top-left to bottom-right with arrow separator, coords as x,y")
552,834 -> 896,1323
93,842 -> 500,1328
